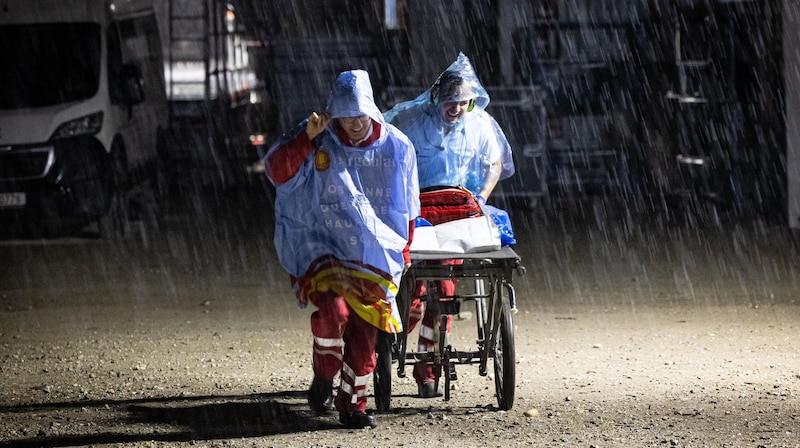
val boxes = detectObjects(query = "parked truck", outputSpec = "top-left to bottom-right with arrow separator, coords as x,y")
0,0 -> 168,236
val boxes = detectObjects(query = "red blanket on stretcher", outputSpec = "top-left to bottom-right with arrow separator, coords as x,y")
419,186 -> 483,225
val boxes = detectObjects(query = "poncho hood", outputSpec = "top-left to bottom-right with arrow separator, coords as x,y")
326,70 -> 386,125
430,52 -> 490,110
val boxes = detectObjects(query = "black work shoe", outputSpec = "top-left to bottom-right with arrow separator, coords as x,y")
339,411 -> 378,429
307,378 -> 333,414
418,381 -> 441,398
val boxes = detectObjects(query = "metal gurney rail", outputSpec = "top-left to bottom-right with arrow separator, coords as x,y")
374,246 -> 526,413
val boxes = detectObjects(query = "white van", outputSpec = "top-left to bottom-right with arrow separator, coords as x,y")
0,0 -> 168,235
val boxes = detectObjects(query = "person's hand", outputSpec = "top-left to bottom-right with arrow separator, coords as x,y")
306,112 -> 331,140
476,195 -> 487,205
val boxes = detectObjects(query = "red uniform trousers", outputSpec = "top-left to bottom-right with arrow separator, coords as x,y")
309,291 -> 377,414
406,260 -> 460,384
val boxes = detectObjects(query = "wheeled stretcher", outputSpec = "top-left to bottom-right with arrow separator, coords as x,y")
374,246 -> 525,412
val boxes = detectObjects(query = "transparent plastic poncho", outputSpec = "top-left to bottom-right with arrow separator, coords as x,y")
384,52 -> 515,194
265,70 -> 420,331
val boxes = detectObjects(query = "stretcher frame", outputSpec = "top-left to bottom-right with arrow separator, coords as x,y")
374,246 -> 525,412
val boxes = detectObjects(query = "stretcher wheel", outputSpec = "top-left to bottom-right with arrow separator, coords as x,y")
374,331 -> 393,413
494,292 -> 516,410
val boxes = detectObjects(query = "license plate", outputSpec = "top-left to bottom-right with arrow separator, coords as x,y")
0,192 -> 26,208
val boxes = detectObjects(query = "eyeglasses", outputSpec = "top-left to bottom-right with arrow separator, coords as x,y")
339,115 -> 369,125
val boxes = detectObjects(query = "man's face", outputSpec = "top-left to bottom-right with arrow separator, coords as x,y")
438,100 -> 472,125
437,82 -> 474,124
338,115 -> 371,142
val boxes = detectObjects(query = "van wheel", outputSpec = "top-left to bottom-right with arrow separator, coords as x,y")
152,130 -> 170,208
96,148 -> 130,239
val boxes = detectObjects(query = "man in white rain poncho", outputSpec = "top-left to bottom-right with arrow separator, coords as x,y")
265,70 -> 420,429
384,52 -> 514,199
384,52 -> 515,398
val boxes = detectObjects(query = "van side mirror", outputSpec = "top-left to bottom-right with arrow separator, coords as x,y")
121,63 -> 145,105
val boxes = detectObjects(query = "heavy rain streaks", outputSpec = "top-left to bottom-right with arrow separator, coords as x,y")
1,0 -> 799,446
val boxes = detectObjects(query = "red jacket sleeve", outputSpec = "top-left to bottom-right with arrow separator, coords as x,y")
403,219 -> 415,265
265,131 -> 315,185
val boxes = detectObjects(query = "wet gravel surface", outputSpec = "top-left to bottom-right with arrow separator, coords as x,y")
1,187 -> 798,447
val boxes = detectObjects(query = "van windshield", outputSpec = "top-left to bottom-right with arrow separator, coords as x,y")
0,23 -> 102,110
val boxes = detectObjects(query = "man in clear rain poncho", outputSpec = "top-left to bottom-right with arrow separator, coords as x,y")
384,52 -> 515,398
264,70 -> 420,429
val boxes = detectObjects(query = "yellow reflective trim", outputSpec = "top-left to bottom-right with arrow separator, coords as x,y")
311,265 -> 398,298
308,263 -> 403,333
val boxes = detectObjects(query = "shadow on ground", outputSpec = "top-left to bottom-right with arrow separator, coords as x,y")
0,389 -> 509,447
0,391 -> 335,447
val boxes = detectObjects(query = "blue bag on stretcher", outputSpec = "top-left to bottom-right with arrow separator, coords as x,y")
484,204 -> 516,246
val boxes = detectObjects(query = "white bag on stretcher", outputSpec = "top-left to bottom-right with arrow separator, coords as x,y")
411,215 -> 502,254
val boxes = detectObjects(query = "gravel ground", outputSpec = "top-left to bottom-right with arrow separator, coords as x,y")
1,190 -> 798,447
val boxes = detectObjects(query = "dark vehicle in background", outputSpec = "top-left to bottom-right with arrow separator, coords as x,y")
0,0 -> 168,236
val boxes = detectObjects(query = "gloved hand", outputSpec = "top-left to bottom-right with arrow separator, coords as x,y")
476,195 -> 487,205
306,112 -> 331,140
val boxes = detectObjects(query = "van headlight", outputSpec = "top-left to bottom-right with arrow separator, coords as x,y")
51,112 -> 103,140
